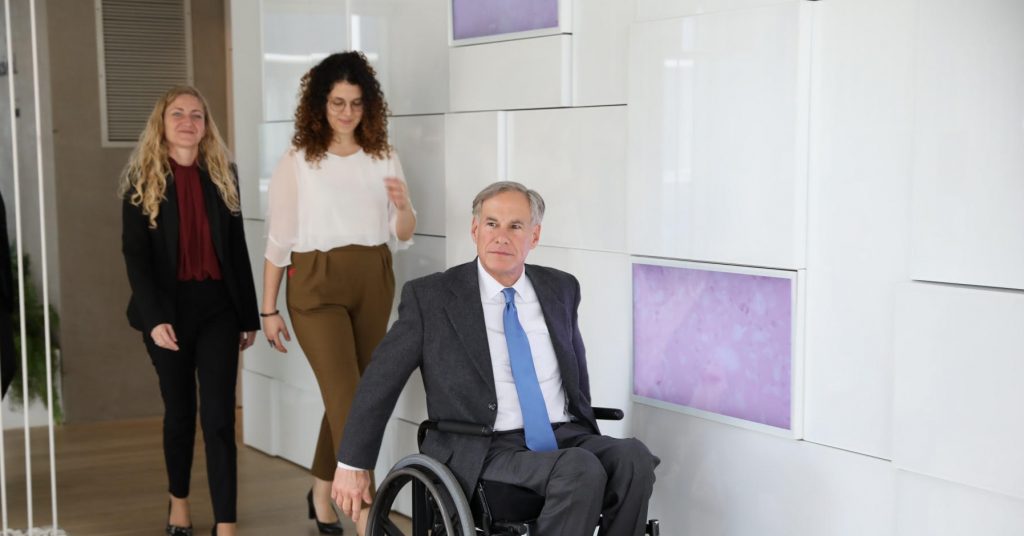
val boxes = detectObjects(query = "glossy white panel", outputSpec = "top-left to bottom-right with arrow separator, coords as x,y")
390,115 -> 446,236
528,247 -> 632,438
636,0 -> 795,20
893,283 -> 1024,500
508,107 -> 627,253
229,0 -> 264,218
896,471 -> 1024,536
258,121 -> 295,219
392,235 -> 446,321
276,380 -> 324,468
801,0 -> 916,458
242,369 -> 276,454
350,0 -> 448,115
445,111 -> 504,266
450,35 -> 572,112
627,3 -> 810,268
634,404 -> 895,535
261,0 -> 347,122
572,0 -> 632,106
909,0 -> 1024,291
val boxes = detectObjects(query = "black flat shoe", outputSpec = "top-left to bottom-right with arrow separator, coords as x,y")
166,501 -> 194,536
307,488 -> 344,535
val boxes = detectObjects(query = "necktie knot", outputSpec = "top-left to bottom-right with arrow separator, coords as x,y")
502,287 -> 516,305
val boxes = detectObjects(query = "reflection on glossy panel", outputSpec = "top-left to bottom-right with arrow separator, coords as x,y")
896,471 -> 1024,536
450,35 -> 571,112
350,0 -> 449,115
636,0 -> 796,20
445,111 -> 504,265
627,4 -> 810,268
508,106 -> 627,252
909,0 -> 1024,290
893,283 -> 1024,500
258,121 -> 295,219
633,404 -> 895,535
391,115 -> 446,236
391,235 -> 446,320
261,0 -> 347,122
527,246 -> 631,438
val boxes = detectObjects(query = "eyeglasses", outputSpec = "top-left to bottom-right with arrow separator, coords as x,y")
327,99 -> 363,113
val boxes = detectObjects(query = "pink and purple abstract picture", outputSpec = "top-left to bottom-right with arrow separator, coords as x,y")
452,0 -> 559,41
632,263 -> 793,430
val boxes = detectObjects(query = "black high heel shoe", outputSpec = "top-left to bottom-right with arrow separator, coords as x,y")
307,488 -> 344,535
166,501 -> 194,536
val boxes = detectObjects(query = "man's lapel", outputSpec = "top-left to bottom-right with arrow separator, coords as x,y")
526,265 -> 581,400
444,261 -> 498,391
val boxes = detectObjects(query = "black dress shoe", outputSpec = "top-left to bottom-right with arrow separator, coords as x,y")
307,488 -> 344,535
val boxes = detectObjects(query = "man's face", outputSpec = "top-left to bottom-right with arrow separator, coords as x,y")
471,191 -> 541,286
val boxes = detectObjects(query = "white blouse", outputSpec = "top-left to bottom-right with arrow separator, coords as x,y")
264,147 -> 414,267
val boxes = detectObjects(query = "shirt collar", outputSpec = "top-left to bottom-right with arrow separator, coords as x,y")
476,259 -> 534,303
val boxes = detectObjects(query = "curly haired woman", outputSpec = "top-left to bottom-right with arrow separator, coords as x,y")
260,51 -> 416,535
121,86 -> 259,536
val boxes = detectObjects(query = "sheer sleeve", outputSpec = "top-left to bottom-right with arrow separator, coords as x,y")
387,150 -> 415,252
264,149 -> 300,267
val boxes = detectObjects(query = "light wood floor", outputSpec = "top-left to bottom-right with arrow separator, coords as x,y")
0,414 -> 410,535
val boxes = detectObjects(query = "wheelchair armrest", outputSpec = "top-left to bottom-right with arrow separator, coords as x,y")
417,420 -> 494,446
592,407 -> 624,421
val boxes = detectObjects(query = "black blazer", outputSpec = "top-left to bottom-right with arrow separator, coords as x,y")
337,260 -> 598,498
121,166 -> 259,334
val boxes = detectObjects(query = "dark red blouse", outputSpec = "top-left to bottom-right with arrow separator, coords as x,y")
171,158 -> 222,281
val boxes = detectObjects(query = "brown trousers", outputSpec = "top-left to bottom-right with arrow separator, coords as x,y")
287,244 -> 395,481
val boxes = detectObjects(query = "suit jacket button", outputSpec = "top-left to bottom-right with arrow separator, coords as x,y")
488,402 -> 497,411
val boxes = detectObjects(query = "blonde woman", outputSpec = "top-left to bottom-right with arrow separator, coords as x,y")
121,86 -> 259,536
262,51 -> 415,535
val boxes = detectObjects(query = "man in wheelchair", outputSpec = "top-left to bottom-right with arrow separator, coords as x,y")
332,182 -> 659,535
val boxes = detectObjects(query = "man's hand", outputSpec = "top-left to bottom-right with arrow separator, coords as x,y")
331,466 -> 372,522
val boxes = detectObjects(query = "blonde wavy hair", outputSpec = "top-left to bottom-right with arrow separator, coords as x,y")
118,86 -> 239,228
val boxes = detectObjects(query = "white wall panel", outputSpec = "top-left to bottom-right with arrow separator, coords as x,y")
258,121 -> 295,218
636,0 -> 795,20
445,111 -> 505,265
896,471 -> 1024,536
634,404 -> 895,535
350,0 -> 448,115
893,283 -> 1024,500
909,0 -> 1024,291
801,0 -> 916,459
229,0 -> 264,218
242,369 -> 276,454
391,115 -> 446,236
276,380 -> 325,468
573,0 -> 633,106
260,0 -> 347,122
450,35 -> 572,112
528,247 -> 632,438
508,107 -> 627,253
627,3 -> 810,268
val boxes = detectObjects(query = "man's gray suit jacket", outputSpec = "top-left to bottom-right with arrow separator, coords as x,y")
337,260 -> 601,498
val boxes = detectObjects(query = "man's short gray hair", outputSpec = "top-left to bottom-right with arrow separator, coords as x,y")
471,181 -> 546,226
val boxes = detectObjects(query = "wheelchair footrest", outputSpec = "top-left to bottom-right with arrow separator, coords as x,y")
492,521 -> 532,535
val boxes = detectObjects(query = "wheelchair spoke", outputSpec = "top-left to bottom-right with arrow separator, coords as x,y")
380,517 -> 405,536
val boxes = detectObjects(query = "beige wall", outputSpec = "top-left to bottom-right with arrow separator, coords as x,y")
49,0 -> 228,422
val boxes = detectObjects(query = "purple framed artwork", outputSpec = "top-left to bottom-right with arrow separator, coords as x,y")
632,259 -> 802,436
450,0 -> 567,45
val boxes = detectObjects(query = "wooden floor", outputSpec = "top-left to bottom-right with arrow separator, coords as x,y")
0,414 -> 410,535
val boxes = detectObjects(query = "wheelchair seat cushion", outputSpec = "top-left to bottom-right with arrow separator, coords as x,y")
478,480 -> 545,523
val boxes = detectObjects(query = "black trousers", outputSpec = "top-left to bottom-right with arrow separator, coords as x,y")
144,280 -> 239,523
480,422 -> 659,536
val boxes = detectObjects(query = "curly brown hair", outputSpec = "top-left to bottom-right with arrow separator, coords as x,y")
292,51 -> 391,164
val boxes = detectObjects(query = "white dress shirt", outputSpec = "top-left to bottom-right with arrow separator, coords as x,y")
477,260 -> 570,431
264,147 -> 414,267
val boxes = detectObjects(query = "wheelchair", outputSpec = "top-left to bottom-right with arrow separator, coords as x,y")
367,407 -> 660,536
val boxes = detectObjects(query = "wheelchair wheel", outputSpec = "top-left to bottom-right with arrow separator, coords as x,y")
367,454 -> 475,536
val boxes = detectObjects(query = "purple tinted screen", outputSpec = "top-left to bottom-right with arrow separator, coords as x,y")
452,0 -> 559,40
632,264 -> 793,429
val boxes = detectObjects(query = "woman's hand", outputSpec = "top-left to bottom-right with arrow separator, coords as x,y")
150,323 -> 179,351
239,331 -> 257,351
262,314 -> 291,353
384,177 -> 411,211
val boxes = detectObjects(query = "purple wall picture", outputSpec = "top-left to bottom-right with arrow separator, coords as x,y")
451,0 -> 560,41
632,261 -> 797,431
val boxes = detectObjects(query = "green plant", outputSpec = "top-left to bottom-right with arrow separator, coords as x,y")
8,253 -> 62,422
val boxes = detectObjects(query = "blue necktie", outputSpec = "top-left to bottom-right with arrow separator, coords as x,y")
502,287 -> 557,452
